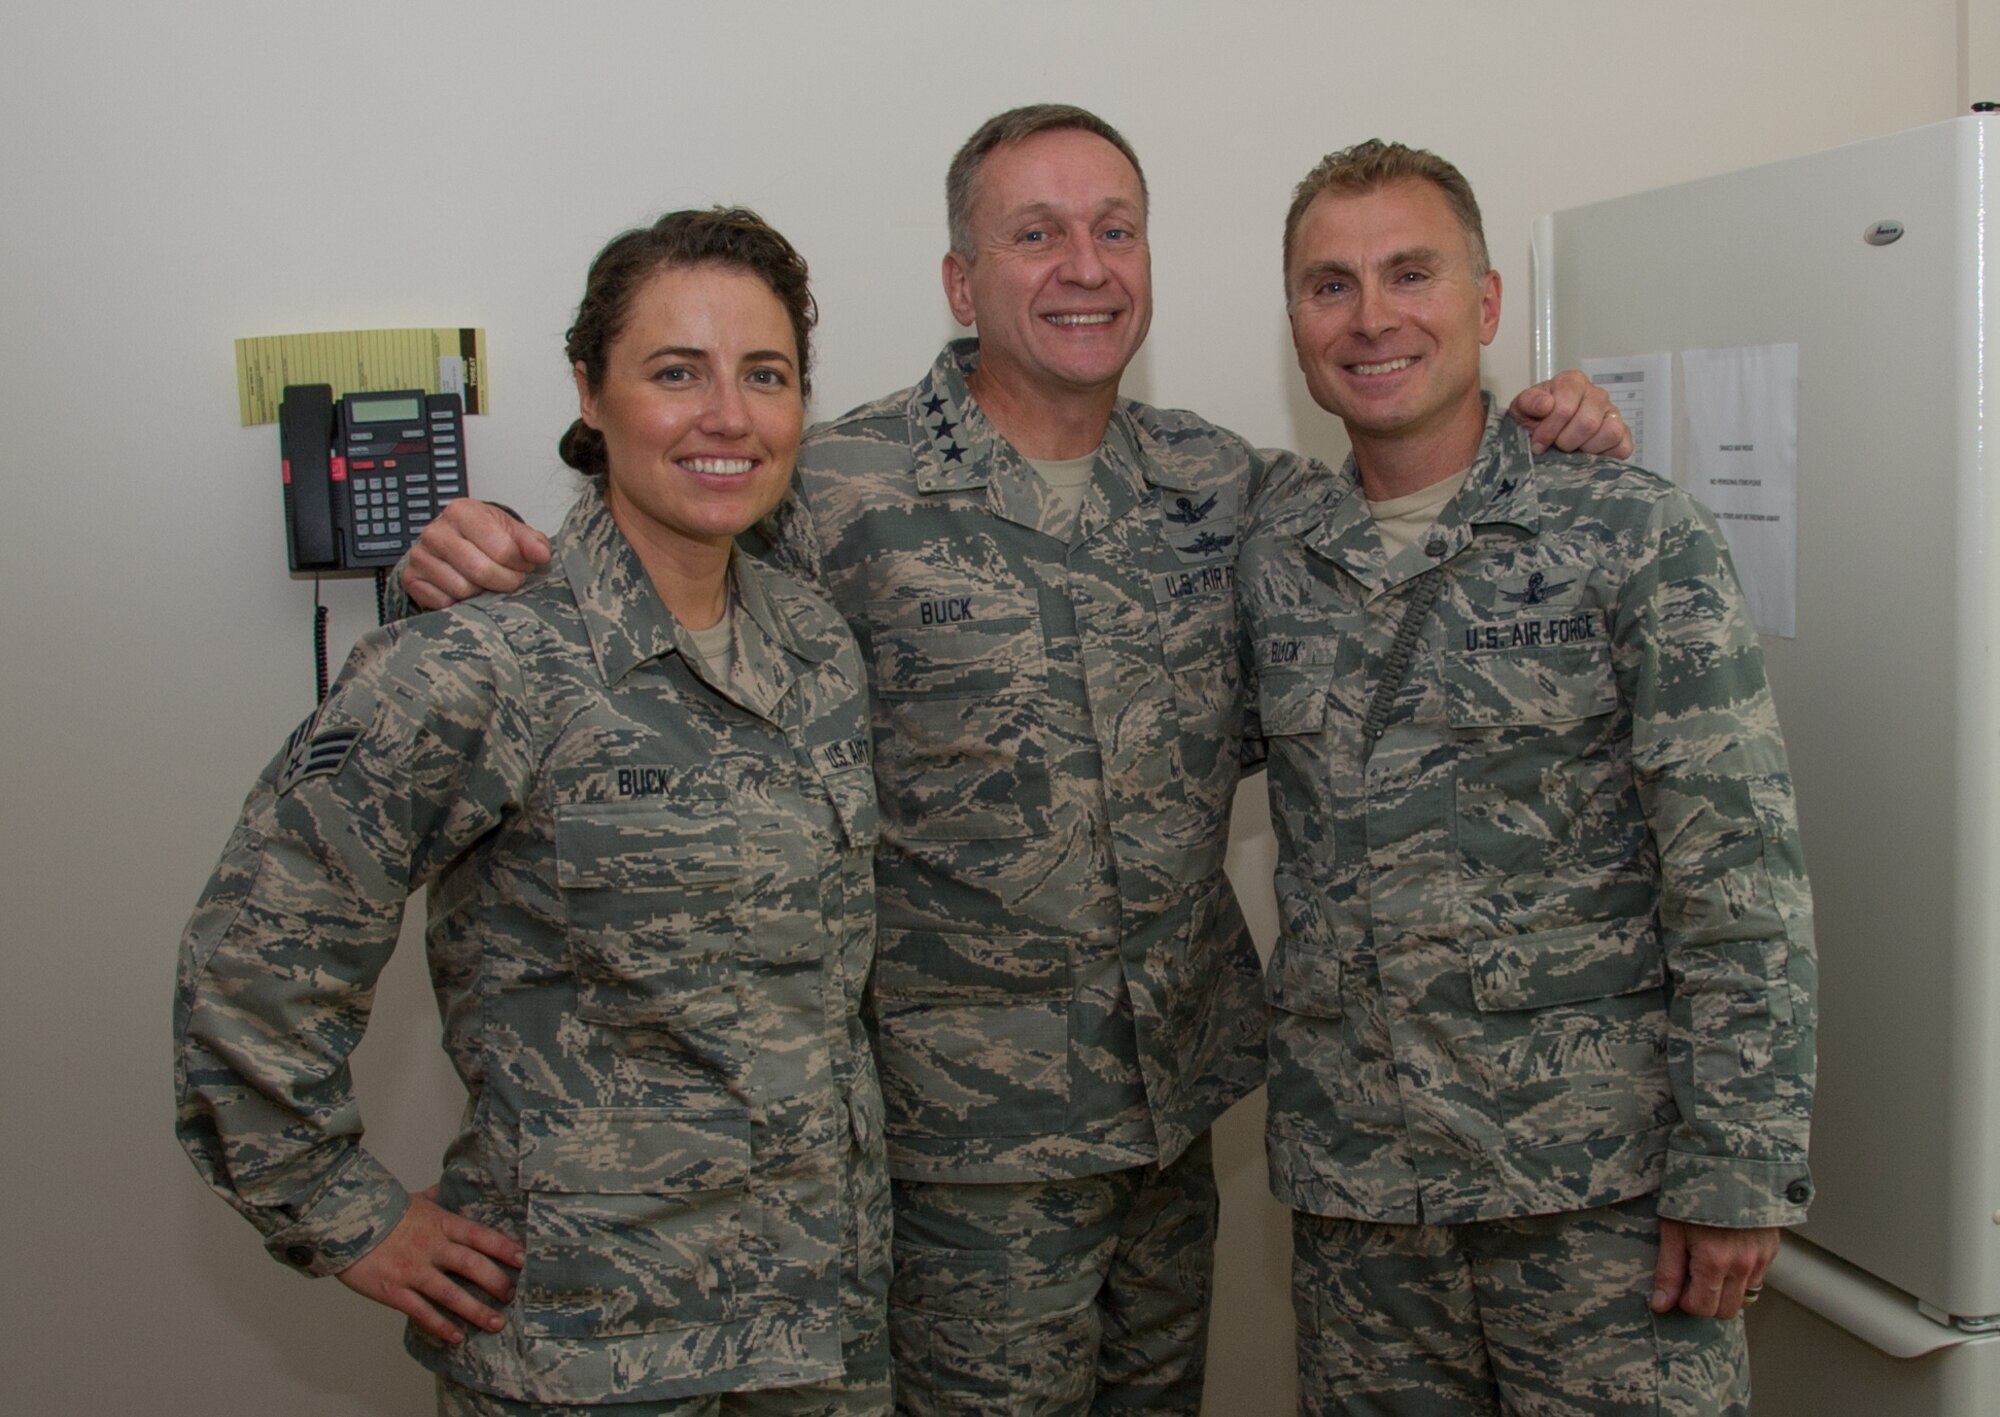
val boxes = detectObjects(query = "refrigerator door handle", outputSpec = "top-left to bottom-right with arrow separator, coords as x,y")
1530,213 -> 1557,385
1769,1234 -> 1986,1358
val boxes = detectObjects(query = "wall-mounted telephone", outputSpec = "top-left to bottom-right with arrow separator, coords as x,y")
279,384 -> 470,571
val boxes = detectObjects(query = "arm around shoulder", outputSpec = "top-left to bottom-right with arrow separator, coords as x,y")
397,498 -> 551,614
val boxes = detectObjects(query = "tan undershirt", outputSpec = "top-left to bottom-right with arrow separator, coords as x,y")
1027,453 -> 1096,534
1368,470 -> 1469,557
687,613 -> 735,680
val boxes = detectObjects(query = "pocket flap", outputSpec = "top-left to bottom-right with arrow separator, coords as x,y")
555,800 -> 741,889
519,1107 -> 750,1195
1256,666 -> 1328,737
869,606 -> 1045,700
1264,877 -> 1343,1017
873,929 -> 1070,1003
820,764 -> 880,851
1468,918 -> 1662,1012
1445,639 -> 1617,728
1266,937 -> 1342,1018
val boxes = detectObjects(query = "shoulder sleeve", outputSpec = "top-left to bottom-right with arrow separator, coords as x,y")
1233,446 -> 1308,772
1614,489 -> 1817,1227
1241,447 -> 1323,536
747,474 -> 827,589
171,610 -> 534,1275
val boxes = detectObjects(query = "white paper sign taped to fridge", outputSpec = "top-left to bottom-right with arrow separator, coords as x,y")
1680,342 -> 1800,638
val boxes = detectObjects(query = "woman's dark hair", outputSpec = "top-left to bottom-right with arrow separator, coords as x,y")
559,206 -> 817,478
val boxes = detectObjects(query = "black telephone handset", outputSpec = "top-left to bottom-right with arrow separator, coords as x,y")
280,384 -> 470,571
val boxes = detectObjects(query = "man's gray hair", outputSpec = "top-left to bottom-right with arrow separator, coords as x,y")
945,104 -> 1149,259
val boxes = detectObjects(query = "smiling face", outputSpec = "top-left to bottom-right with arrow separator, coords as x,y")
942,127 -> 1153,421
577,263 -> 804,564
1286,178 -> 1501,472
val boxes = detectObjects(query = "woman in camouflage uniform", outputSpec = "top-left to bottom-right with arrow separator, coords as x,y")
175,209 -> 891,1415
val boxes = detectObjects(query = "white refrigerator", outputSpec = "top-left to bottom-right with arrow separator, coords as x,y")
1534,114 -> 2000,1414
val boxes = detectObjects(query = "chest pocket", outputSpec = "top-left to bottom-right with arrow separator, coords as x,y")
556,797 -> 743,1033
1444,634 -> 1618,728
1444,633 -> 1625,880
868,585 -> 1052,841
1255,664 -> 1331,739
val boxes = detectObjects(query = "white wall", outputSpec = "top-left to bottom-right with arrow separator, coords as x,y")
0,3 -> 1960,1411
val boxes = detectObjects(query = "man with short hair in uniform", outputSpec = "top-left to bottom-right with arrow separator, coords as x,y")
1239,139 -> 1816,1414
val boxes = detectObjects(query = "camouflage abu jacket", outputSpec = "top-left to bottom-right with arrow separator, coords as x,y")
1238,400 -> 1816,1229
752,338 -> 1267,1182
174,485 -> 887,1404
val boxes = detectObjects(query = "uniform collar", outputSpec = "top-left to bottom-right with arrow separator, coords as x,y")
908,338 -> 1155,541
559,483 -> 830,705
1308,395 -> 1544,598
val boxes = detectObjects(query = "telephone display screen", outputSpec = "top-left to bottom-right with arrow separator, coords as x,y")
350,396 -> 422,423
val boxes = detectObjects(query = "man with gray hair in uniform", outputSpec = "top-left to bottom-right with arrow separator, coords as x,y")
1240,138 -> 1816,1414
400,108 -> 1629,1415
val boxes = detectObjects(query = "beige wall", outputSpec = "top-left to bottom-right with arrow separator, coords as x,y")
1967,0 -> 2000,103
0,3 -> 1961,1411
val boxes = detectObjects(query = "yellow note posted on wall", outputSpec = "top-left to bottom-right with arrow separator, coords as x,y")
235,327 -> 488,426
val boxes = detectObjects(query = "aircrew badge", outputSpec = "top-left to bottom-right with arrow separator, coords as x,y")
1497,569 -> 1576,606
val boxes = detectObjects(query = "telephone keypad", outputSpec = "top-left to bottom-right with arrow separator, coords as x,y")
332,392 -> 469,563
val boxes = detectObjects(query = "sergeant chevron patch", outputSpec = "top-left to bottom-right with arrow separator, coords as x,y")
276,710 -> 366,795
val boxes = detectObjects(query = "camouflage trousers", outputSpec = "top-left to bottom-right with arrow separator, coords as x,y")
1291,1194 -> 1749,1416
888,1132 -> 1217,1417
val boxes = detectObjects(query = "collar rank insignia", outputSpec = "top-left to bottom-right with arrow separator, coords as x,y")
1498,570 -> 1574,606
1497,477 -> 1517,498
276,710 -> 367,795
1165,492 -> 1219,526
